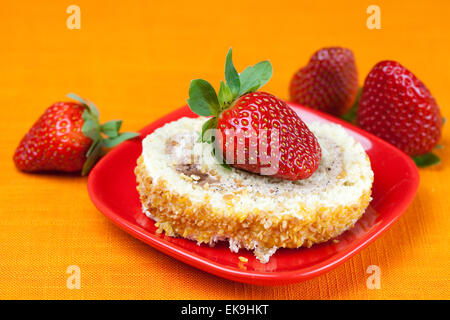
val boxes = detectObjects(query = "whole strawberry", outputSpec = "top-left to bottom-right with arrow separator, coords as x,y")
13,94 -> 139,175
290,47 -> 359,116
357,61 -> 443,158
188,49 -> 321,180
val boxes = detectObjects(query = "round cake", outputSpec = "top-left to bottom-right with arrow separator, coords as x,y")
135,116 -> 373,263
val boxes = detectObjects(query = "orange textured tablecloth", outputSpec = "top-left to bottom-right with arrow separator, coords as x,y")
0,0 -> 449,299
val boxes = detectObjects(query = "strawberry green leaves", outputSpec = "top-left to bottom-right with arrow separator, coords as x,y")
68,93 -> 140,175
101,120 -> 123,138
82,139 -> 103,176
188,48 -> 273,118
188,79 -> 221,116
188,48 -> 273,148
225,48 -> 241,98
412,140 -> 443,167
188,48 -> 272,117
103,132 -> 140,148
67,92 -> 100,118
200,117 -> 218,143
218,81 -> 233,108
81,110 -> 101,141
412,152 -> 441,167
224,48 -> 272,98
239,60 -> 273,96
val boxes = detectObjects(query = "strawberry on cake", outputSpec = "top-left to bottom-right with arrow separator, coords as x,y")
135,49 -> 374,263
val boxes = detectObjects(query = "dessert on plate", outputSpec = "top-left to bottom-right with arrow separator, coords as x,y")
135,50 -> 373,263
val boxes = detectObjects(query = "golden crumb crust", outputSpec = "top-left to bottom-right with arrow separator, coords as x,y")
135,156 -> 372,262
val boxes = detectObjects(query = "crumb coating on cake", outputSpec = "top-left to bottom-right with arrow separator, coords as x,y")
135,117 -> 373,263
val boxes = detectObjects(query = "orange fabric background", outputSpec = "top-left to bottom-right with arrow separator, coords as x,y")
0,0 -> 449,299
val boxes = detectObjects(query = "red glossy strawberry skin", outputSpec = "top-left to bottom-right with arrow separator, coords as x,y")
13,102 -> 92,172
290,47 -> 359,116
356,61 -> 442,156
216,92 -> 321,180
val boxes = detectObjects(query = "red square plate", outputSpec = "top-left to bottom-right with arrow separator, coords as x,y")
87,103 -> 419,285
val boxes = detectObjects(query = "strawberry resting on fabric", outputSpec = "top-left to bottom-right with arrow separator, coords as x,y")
290,47 -> 359,117
356,60 -> 443,166
13,94 -> 139,175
